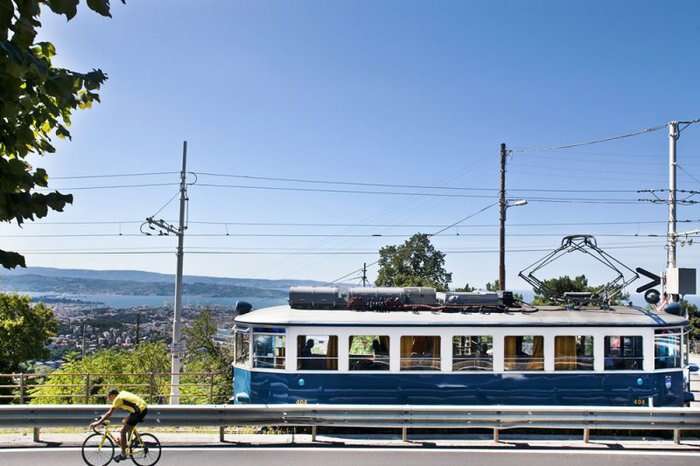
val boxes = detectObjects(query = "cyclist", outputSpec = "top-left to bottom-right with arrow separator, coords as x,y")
90,388 -> 148,462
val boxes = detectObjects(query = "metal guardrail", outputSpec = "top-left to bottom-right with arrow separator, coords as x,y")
2,404 -> 700,444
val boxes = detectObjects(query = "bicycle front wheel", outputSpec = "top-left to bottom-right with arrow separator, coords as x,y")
130,432 -> 162,466
81,432 -> 115,466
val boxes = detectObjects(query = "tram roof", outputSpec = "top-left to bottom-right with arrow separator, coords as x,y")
234,304 -> 688,328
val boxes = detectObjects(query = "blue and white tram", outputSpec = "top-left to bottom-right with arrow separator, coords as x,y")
231,287 -> 694,407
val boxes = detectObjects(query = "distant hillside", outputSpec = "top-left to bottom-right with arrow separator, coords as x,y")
0,266 -> 327,299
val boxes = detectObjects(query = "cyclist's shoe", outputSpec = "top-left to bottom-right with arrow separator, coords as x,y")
114,453 -> 128,462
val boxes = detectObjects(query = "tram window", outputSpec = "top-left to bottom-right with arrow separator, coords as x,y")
253,334 -> 286,369
349,335 -> 390,371
452,336 -> 493,371
555,336 -> 594,371
604,336 -> 643,370
655,329 -> 681,369
504,336 -> 544,371
400,336 -> 441,371
234,328 -> 250,367
297,335 -> 338,370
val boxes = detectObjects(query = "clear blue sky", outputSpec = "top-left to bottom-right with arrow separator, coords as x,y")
5,0 -> 700,291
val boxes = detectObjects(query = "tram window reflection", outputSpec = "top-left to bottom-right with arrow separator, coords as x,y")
297,335 -> 338,370
253,334 -> 286,369
555,336 -> 594,371
452,336 -> 493,371
655,329 -> 681,369
348,335 -> 390,371
400,336 -> 440,371
504,336 -> 544,371
604,336 -> 643,370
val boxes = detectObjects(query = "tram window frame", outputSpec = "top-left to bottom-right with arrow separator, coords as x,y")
654,329 -> 682,370
452,336 -> 493,371
604,335 -> 643,371
348,335 -> 390,371
504,335 -> 544,371
400,336 -> 441,371
554,335 -> 594,371
234,327 -> 250,368
297,335 -> 338,371
252,332 -> 286,370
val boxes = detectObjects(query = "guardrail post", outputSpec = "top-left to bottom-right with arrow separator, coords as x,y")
493,428 -> 500,443
401,427 -> 408,442
219,426 -> 225,442
311,425 -> 317,442
583,428 -> 590,443
674,429 -> 681,444
19,373 -> 26,404
33,427 -> 40,442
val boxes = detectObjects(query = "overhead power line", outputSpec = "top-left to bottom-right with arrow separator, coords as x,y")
194,183 -> 645,204
18,218 -> 700,227
17,242 -> 673,256
512,123 -> 667,153
194,172 -> 639,194
51,171 -> 179,180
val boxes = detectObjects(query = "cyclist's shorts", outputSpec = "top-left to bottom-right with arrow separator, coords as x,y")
125,408 -> 148,427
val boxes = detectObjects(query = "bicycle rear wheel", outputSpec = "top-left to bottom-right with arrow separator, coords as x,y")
129,432 -> 162,466
81,432 -> 115,466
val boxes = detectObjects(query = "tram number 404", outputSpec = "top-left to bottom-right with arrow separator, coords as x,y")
296,399 -> 308,405
633,398 -> 649,406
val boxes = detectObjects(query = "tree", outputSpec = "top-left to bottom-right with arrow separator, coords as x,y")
30,342 -> 171,404
183,310 -> 234,403
0,293 -> 57,402
683,301 -> 700,340
485,279 -> 524,302
531,274 -> 629,305
0,293 -> 57,373
375,233 -> 452,291
454,283 -> 475,292
0,0 -> 121,268
532,275 -> 591,305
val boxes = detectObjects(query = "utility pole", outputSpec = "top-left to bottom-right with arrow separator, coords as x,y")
667,121 -> 680,303
498,143 -> 507,291
667,121 -> 679,271
361,262 -> 368,287
143,141 -> 188,404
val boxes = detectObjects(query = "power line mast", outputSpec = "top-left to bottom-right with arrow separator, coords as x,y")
143,141 -> 188,404
361,262 -> 368,287
667,121 -> 679,281
498,143 -> 507,291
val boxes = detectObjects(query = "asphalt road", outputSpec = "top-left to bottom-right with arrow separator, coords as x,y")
1,447 -> 699,466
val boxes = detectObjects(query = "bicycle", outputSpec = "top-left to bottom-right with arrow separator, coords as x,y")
81,419 -> 162,466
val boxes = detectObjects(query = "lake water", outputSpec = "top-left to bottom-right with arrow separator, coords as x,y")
20,291 -> 286,310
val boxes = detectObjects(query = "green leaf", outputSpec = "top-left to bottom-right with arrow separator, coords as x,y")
0,250 -> 26,269
46,0 -> 80,20
86,0 -> 113,17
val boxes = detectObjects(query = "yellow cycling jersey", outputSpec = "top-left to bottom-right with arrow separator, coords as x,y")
111,390 -> 147,414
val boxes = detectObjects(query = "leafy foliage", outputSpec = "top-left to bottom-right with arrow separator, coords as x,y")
454,283 -> 476,292
30,342 -> 171,404
375,233 -> 452,290
531,274 -> 629,305
0,0 -> 121,268
0,293 -> 57,373
683,300 -> 700,340
183,310 -> 233,403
